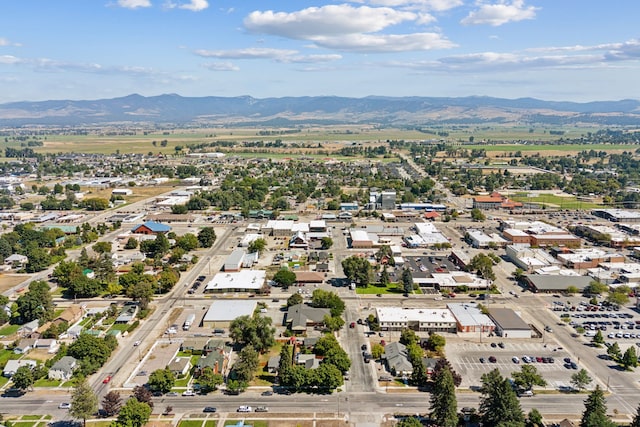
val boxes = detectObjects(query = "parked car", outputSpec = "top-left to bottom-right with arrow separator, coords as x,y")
203,407 -> 217,413
255,407 -> 269,412
518,390 -> 534,397
512,356 -> 520,364
182,390 -> 196,396
237,406 -> 252,412
58,402 -> 71,409
488,356 -> 497,363
261,390 -> 273,396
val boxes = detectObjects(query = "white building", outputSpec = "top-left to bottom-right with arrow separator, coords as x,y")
202,300 -> 257,328
204,270 -> 266,293
375,307 -> 456,333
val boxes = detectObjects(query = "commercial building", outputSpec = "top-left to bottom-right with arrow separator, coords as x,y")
447,303 -> 495,334
593,209 -> 640,223
556,248 -> 625,270
525,275 -> 592,293
505,244 -> 559,272
202,300 -> 258,328
488,308 -> 531,339
466,229 -> 508,248
204,270 -> 266,293
285,304 -> 331,332
375,307 -> 457,333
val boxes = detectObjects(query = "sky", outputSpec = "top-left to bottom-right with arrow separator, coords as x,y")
1,0 -> 639,103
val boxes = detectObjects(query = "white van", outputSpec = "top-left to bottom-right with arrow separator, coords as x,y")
584,331 -> 596,337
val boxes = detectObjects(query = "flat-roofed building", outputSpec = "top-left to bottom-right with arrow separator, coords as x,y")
202,300 -> 258,328
502,228 -> 531,244
556,248 -> 625,270
447,303 -> 495,333
593,209 -> 640,223
204,270 -> 266,293
466,229 -> 508,248
375,307 -> 456,333
350,230 -> 374,248
525,274 -> 592,293
224,249 -> 246,272
488,308 -> 531,339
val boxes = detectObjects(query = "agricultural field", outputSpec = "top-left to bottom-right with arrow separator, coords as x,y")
509,192 -> 602,210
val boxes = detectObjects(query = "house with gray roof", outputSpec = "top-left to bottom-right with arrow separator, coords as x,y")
3,360 -> 37,377
168,357 -> 192,377
285,303 -> 331,332
48,356 -> 78,381
383,342 -> 413,376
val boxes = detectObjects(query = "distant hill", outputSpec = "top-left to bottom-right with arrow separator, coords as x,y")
1,93 -> 640,127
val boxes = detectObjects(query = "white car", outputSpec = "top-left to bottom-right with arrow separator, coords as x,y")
58,402 -> 71,409
237,406 -> 252,412
182,390 -> 196,396
134,340 -> 141,346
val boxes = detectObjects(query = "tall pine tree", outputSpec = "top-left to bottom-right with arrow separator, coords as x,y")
479,369 -> 525,427
580,385 -> 616,427
429,366 -> 458,427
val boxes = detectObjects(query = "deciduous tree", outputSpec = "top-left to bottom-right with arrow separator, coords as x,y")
102,390 -> 123,417
116,398 -> 151,427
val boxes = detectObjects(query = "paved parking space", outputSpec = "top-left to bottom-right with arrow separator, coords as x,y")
448,340 -> 582,389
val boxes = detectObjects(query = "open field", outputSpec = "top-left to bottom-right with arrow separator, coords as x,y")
509,193 -> 602,210
0,274 -> 29,293
83,184 -> 180,203
19,125 -> 629,155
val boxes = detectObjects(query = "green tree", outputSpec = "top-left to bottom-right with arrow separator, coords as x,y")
399,328 -> 419,346
92,241 -> 112,254
16,280 -> 54,323
512,364 -> 547,391
197,227 -> 217,248
116,398 -> 151,427
273,269 -> 296,290
469,253 -> 496,281
607,290 -> 630,306
580,385 -> 616,427
314,334 -> 351,373
229,315 -> 276,353
320,237 -> 333,249
286,293 -> 303,307
11,365 -> 34,391
623,346 -> 638,370
585,280 -> 608,295
371,343 -> 385,359
233,345 -> 259,382
479,369 -> 525,427
323,314 -> 345,332
607,341 -> 621,361
570,368 -> 592,391
102,390 -> 123,417
526,408 -> 543,427
397,417 -> 422,427
401,267 -> 414,295
148,368 -> 175,393
195,366 -> 223,393
176,233 -> 199,251
592,329 -> 605,347
124,237 -> 138,249
471,208 -> 486,221
310,289 -> 345,317
425,333 -> 446,353
248,238 -> 267,255
429,366 -> 458,427
341,256 -> 371,287
70,378 -> 98,427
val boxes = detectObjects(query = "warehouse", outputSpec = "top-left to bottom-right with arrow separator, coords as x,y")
204,270 -> 266,293
488,308 -> 531,339
202,300 -> 258,328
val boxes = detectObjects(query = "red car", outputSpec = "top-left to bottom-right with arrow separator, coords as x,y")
103,376 -> 111,384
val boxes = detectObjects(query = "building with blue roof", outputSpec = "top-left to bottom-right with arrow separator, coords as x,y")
131,220 -> 171,235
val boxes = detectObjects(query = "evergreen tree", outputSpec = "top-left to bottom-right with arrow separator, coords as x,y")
70,378 -> 98,427
580,385 -> 616,427
479,369 -> 525,427
622,346 -> 638,370
429,366 -> 458,427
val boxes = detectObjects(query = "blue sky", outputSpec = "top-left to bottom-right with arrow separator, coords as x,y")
1,0 -> 639,102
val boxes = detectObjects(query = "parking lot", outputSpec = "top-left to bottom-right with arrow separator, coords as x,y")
448,340 -> 580,389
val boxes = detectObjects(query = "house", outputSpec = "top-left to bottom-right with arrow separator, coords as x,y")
115,304 -> 139,324
181,337 -> 211,354
3,360 -> 37,377
285,304 -> 331,332
14,338 -> 36,354
131,221 -> 171,235
48,356 -> 78,381
18,319 -> 39,336
34,338 -> 58,353
168,357 -> 192,377
54,305 -> 84,326
289,231 -> 309,249
267,356 -> 280,374
5,254 -> 28,266
196,350 -> 227,375
383,342 -> 413,376
295,354 -> 321,370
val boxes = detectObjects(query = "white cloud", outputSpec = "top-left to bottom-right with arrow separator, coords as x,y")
117,0 -> 151,9
244,5 -> 416,39
461,0 -> 538,26
194,47 -> 342,63
203,62 -> 239,71
313,32 -> 456,52
195,47 -> 299,60
179,0 -> 208,12
352,0 -> 463,11
0,55 -> 21,64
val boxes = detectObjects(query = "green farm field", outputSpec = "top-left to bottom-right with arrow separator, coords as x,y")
510,193 -> 602,210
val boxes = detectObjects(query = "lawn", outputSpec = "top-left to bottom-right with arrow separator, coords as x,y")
20,416 -> 45,421
0,323 -> 21,336
0,376 -> 10,388
356,283 -> 408,295
34,378 -> 62,387
510,193 -> 601,210
204,421 -> 218,427
178,421 -> 204,427
0,349 -> 21,367
174,375 -> 192,388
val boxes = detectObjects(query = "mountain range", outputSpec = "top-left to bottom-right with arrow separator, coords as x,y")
1,94 -> 640,127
